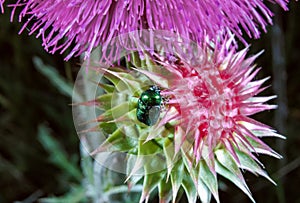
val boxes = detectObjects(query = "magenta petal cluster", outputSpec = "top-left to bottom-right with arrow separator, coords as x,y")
5,0 -> 288,60
156,39 -> 282,172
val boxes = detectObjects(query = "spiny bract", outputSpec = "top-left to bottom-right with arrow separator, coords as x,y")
84,41 -> 283,203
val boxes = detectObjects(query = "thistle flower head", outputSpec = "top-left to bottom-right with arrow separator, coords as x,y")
4,0 -> 289,60
73,36 -> 284,203
157,40 -> 282,169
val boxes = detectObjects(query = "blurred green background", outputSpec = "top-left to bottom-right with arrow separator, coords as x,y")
0,2 -> 299,203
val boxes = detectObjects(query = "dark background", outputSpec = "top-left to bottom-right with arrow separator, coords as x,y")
0,2 -> 299,203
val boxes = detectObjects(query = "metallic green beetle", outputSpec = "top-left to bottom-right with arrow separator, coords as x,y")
136,85 -> 162,126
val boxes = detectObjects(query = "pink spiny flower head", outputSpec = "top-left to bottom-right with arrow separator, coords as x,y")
72,33 -> 284,202
152,37 -> 283,173
3,0 -> 289,61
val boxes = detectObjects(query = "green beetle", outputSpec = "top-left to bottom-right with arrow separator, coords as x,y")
136,85 -> 162,126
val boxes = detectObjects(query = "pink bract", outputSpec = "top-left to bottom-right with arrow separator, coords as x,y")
153,38 -> 282,173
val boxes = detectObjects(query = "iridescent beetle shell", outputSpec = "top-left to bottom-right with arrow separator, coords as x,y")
136,86 -> 162,126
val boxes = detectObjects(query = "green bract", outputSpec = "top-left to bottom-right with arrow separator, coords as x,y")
86,53 -> 278,203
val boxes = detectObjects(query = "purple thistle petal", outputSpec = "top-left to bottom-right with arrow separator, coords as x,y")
1,0 -> 289,60
0,0 -> 4,13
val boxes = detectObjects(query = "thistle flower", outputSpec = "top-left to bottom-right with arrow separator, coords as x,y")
74,37 -> 284,203
157,43 -> 282,170
5,0 -> 288,60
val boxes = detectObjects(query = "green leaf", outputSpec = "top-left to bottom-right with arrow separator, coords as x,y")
96,93 -> 114,110
143,52 -> 157,71
140,172 -> 165,203
126,155 -> 144,185
236,150 -> 275,184
122,124 -> 141,139
215,160 -> 255,203
197,177 -> 212,203
163,137 -> 176,177
38,125 -> 82,181
181,146 -> 194,174
199,160 -> 219,203
96,92 -> 136,113
159,177 -> 173,203
246,136 -> 282,159
137,138 -> 166,178
138,137 -> 163,156
33,57 -> 78,99
110,92 -> 132,108
182,151 -> 199,188
182,168 -> 198,203
103,68 -> 144,94
170,160 -> 184,203
104,184 -> 143,197
130,52 -> 142,68
145,124 -> 172,141
80,142 -> 94,187
99,122 -> 117,135
101,68 -> 127,92
92,126 -> 138,154
99,101 -> 131,122
97,82 -> 115,93
215,148 -> 245,184
109,108 -> 142,127
39,185 -> 86,203
131,67 -> 169,89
